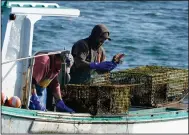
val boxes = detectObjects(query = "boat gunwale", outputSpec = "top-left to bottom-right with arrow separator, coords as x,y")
2,106 -> 188,124
2,112 -> 188,124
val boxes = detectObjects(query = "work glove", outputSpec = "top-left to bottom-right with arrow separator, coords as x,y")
90,61 -> 117,71
56,100 -> 75,113
29,94 -> 46,111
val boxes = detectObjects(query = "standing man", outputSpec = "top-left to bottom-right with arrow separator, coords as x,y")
70,24 -> 117,84
29,52 -> 74,113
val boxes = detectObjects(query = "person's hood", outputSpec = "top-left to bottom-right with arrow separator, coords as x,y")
88,24 -> 111,49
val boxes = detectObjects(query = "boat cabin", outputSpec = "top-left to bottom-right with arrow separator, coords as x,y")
1,1 -> 80,108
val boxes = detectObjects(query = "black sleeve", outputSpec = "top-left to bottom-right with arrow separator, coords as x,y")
71,40 -> 91,69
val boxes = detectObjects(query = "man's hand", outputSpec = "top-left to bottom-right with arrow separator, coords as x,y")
112,53 -> 125,64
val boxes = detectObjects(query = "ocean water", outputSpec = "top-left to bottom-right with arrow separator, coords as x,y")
33,1 -> 188,70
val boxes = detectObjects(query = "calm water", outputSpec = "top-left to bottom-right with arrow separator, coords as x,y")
33,1 -> 188,70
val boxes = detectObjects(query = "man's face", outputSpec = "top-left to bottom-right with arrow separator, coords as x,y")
95,37 -> 107,49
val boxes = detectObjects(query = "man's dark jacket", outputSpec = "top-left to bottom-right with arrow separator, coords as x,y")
70,24 -> 110,84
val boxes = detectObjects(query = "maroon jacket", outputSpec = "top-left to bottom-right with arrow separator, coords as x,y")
32,54 -> 61,94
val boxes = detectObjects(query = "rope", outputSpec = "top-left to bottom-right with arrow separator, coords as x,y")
2,50 -> 63,65
179,92 -> 188,103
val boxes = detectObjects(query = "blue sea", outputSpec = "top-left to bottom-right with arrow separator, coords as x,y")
33,1 -> 188,70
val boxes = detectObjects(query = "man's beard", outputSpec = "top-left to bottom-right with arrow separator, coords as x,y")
93,42 -> 102,50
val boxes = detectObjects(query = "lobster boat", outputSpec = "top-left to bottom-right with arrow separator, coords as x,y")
1,1 -> 188,134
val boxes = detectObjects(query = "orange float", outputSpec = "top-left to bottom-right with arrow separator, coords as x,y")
7,96 -> 21,108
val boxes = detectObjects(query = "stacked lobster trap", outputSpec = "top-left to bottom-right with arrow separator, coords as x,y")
63,84 -> 131,115
110,65 -> 188,106
62,65 -> 188,115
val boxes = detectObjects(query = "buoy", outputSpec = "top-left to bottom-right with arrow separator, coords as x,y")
1,92 -> 8,105
7,96 -> 21,108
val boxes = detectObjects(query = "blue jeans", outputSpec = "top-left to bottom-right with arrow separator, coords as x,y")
35,84 -> 47,108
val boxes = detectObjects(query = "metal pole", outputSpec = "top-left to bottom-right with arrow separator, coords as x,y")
26,57 -> 35,108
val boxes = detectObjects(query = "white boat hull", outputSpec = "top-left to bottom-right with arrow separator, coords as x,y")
2,107 -> 188,134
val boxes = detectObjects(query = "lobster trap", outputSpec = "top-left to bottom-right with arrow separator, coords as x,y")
166,69 -> 188,101
63,84 -> 131,115
110,65 -> 188,106
85,72 -> 111,85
